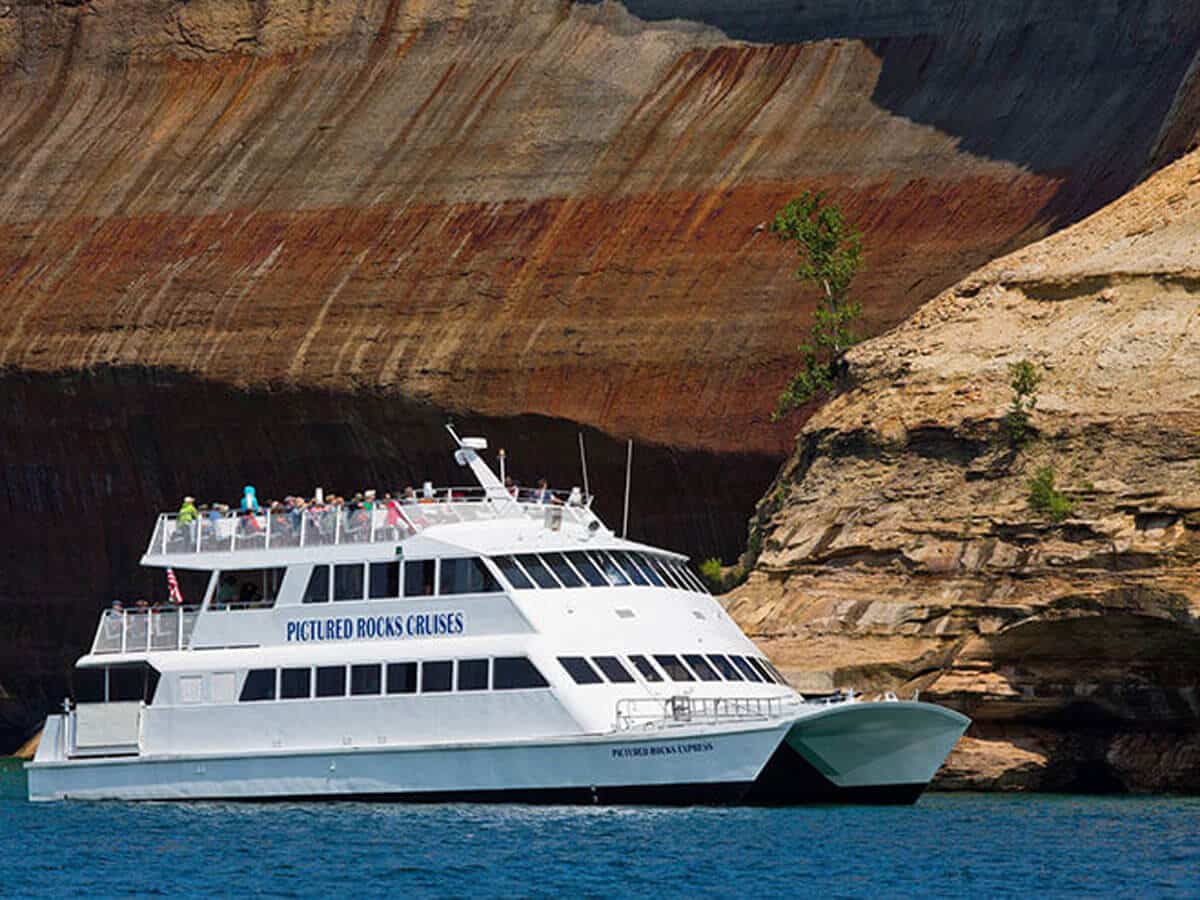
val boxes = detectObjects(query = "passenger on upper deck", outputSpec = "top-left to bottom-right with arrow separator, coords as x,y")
532,478 -> 560,505
177,496 -> 198,544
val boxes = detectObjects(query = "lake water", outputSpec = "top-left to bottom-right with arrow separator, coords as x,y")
3,760 -> 1198,898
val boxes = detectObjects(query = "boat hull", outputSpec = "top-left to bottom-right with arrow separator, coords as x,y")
28,701 -> 969,805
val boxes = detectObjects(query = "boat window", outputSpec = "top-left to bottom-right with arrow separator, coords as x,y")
404,559 -> 437,597
213,567 -> 284,610
303,565 -> 329,604
750,657 -> 778,684
457,659 -> 489,691
632,553 -> 666,587
73,667 -> 106,703
541,553 -> 584,588
610,551 -> 649,586
421,661 -> 453,693
628,655 -> 663,682
647,556 -> 682,589
708,654 -> 743,681
240,669 -> 276,702
729,655 -> 763,682
589,551 -> 629,586
765,661 -> 789,686
351,664 -> 382,695
369,562 -> 400,599
558,656 -> 602,685
440,558 -> 502,595
110,664 -> 160,704
653,655 -> 695,682
493,657 -> 549,689
591,656 -> 635,683
515,554 -> 560,589
491,555 -> 534,590
565,552 -> 607,586
281,667 -> 312,699
334,563 -> 364,602
386,662 -> 418,694
683,654 -> 721,682
677,564 -> 709,594
316,665 -> 347,697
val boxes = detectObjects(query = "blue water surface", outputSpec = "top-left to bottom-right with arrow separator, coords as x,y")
2,760 -> 1197,898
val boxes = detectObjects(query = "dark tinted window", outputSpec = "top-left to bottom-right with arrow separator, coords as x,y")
628,654 -> 663,682
541,553 -> 584,587
730,655 -> 763,682
316,665 -> 347,697
421,660 -> 453,693
110,664 -> 152,702
634,553 -> 666,586
369,562 -> 400,599
592,656 -> 634,683
239,668 -> 276,702
589,551 -> 629,586
766,662 -> 789,686
404,559 -> 437,596
654,655 -> 695,681
350,664 -> 382,695
565,551 -> 607,586
678,564 -> 708,594
493,657 -> 549,689
281,667 -> 311,699
611,551 -> 649,585
515,554 -> 559,588
683,654 -> 721,682
749,657 -> 778,684
558,656 -> 602,685
650,556 -> 685,590
303,565 -> 329,604
74,667 -> 106,703
708,654 -> 742,681
386,662 -> 417,694
440,558 -> 501,595
492,555 -> 534,589
334,564 -> 364,602
457,659 -> 489,691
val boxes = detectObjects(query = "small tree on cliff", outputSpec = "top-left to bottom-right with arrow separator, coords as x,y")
770,191 -> 863,419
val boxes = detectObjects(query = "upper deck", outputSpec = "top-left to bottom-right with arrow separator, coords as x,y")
146,487 -> 603,564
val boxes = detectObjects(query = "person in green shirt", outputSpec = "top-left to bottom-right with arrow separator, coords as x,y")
177,495 -> 198,547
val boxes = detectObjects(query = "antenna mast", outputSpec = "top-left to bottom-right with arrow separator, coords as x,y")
578,433 -> 590,501
621,439 -> 633,539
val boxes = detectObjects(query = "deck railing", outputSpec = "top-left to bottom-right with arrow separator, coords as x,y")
614,696 -> 787,731
91,606 -> 201,654
146,488 -> 599,558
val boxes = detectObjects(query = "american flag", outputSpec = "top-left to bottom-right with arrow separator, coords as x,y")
166,567 -> 184,605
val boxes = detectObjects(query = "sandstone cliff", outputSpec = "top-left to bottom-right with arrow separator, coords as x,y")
1,0 -> 1199,747
729,147 -> 1200,793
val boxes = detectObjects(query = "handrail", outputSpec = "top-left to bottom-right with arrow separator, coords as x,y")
146,489 -> 601,558
614,696 -> 788,731
91,606 -> 202,655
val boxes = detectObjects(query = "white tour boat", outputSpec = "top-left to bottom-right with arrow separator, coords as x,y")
28,429 -> 969,804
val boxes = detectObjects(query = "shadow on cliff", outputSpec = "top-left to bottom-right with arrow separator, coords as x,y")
0,366 -> 779,750
582,0 -> 1200,221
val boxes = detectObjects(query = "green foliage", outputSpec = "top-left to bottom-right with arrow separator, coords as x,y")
1004,359 -> 1042,448
770,192 -> 863,418
698,557 -> 746,594
1028,466 -> 1074,522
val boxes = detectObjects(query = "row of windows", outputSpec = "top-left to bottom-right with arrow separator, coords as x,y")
557,653 -> 786,687
302,557 -> 500,604
238,656 -> 548,702
491,550 -> 706,594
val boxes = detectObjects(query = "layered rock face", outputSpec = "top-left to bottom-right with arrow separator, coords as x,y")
728,148 -> 1200,793
0,0 -> 1199,747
